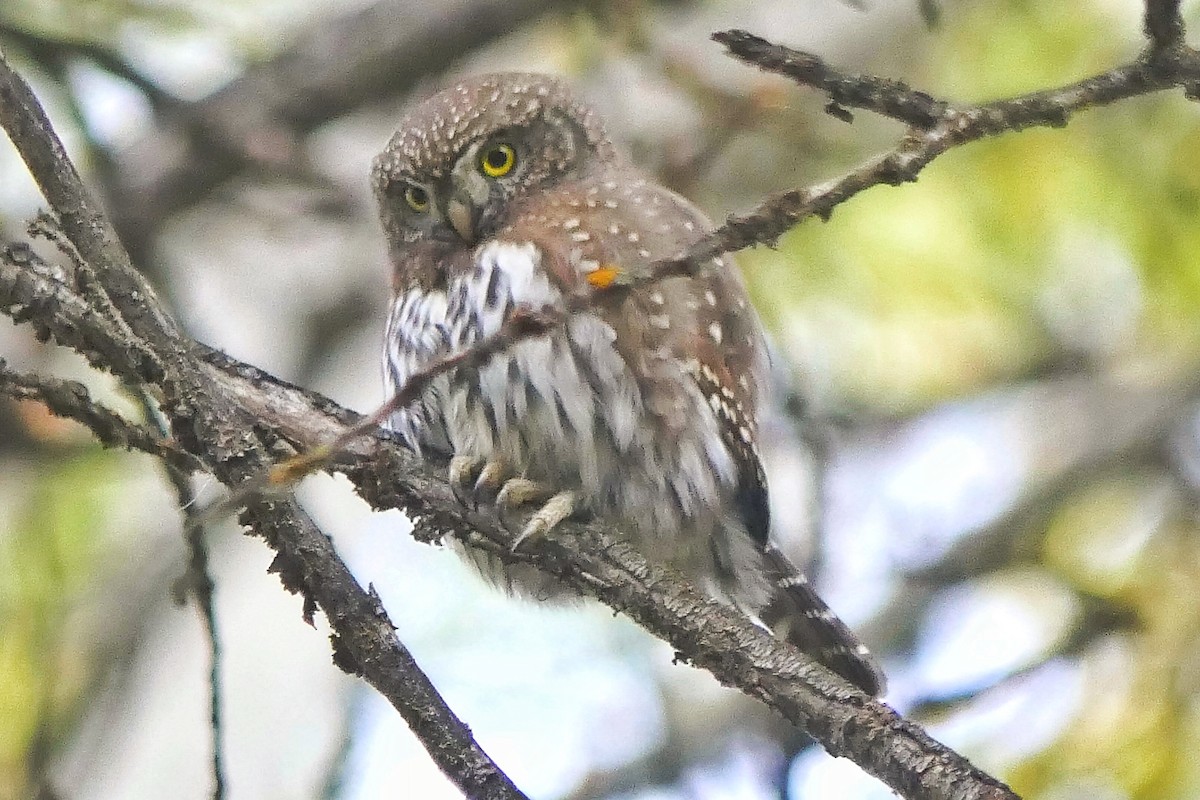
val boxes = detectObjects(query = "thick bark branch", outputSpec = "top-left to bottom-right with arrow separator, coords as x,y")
1,242 -> 1017,800
0,50 -> 529,800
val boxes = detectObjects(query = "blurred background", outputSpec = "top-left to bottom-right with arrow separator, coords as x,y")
3,0 -> 1200,798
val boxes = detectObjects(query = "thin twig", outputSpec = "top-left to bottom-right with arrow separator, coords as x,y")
183,303 -> 567,529
0,359 -> 200,471
179,467 -> 226,800
671,27 -> 1200,268
1144,0 -> 1185,52
137,388 -> 226,800
0,241 -> 168,389
714,30 -> 948,127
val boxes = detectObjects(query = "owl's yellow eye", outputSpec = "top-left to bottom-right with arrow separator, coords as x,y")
480,143 -> 516,178
404,185 -> 429,212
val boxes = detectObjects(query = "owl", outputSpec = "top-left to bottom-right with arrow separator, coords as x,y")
373,72 -> 884,696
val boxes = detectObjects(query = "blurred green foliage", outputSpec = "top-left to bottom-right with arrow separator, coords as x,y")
735,2 -> 1200,798
1,0 -> 197,41
0,450 -> 128,800
743,1 -> 1200,410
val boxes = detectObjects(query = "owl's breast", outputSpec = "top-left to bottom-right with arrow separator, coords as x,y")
384,241 -> 634,473
383,241 -> 559,453
383,240 -> 737,558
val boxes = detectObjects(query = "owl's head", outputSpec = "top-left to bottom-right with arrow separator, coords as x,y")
373,72 -> 615,274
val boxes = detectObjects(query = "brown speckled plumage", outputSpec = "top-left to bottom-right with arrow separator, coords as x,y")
375,73 -> 884,695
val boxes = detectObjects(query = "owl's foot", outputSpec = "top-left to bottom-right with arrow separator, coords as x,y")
448,457 -> 579,548
448,456 -> 514,507
495,477 -> 551,537
473,459 -> 512,505
448,455 -> 485,505
511,490 -> 580,551
496,477 -> 551,512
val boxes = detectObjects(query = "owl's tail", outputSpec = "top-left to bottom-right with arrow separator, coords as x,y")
757,544 -> 887,697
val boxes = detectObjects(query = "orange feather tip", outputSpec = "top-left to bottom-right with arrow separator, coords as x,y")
585,265 -> 622,289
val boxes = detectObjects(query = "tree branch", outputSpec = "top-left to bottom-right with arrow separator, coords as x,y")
0,47 -> 181,370
0,46 -> 1018,798
137,385 -> 227,800
11,6 -> 1194,796
0,49 -> 529,800
245,497 -> 531,800
1,246 -> 1017,800
0,358 -> 198,471
1144,0 -> 1185,53
713,30 -> 947,127
681,26 -> 1200,266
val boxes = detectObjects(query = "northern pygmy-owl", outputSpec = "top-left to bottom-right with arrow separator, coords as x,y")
374,73 -> 884,695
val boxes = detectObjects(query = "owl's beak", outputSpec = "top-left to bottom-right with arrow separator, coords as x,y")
446,198 -> 476,243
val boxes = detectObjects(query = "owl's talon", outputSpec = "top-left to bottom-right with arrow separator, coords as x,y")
496,478 -> 551,511
495,478 -> 552,531
449,455 -> 485,505
511,490 -> 580,551
473,459 -> 513,505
